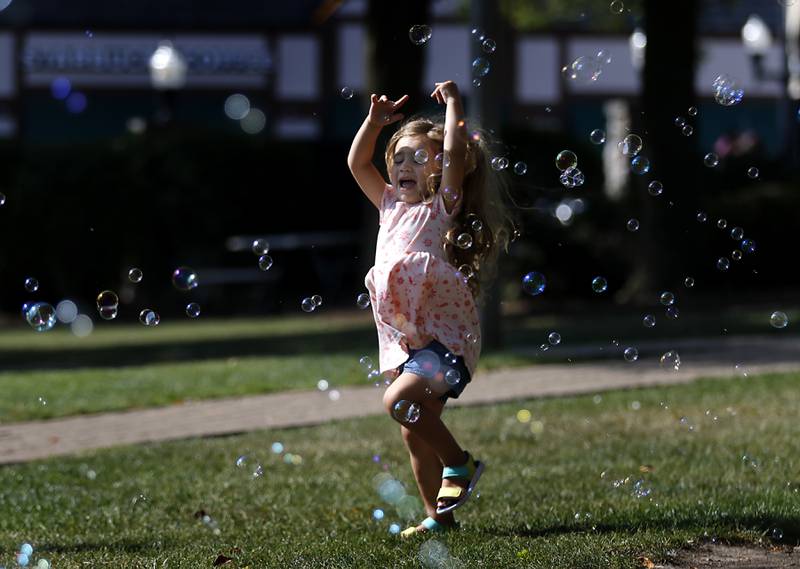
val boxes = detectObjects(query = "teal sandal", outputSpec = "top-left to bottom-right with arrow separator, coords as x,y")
399,516 -> 458,538
435,451 -> 485,515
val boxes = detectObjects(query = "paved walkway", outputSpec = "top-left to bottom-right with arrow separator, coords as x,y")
0,335 -> 798,464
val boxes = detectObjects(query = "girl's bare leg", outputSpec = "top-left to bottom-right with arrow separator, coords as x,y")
400,397 -> 455,528
384,372 -> 472,513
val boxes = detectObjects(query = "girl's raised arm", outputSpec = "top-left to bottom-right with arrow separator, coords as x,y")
431,81 -> 468,214
347,93 -> 409,210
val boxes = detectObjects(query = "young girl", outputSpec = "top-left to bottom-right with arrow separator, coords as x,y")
347,80 -> 512,536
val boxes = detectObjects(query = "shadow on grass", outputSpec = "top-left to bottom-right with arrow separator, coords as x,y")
0,327 -> 377,372
488,514 -> 800,544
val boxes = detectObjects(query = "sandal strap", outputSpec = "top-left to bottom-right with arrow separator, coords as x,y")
442,452 -> 475,480
421,517 -> 442,531
437,486 -> 464,501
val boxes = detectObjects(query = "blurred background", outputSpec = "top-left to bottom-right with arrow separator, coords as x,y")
0,0 -> 797,346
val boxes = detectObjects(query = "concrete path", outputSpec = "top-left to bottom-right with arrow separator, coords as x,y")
0,335 -> 797,465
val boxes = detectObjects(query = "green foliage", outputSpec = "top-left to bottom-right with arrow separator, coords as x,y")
499,0 -> 644,32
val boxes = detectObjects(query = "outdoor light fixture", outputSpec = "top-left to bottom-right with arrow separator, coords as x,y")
629,28 -> 646,72
741,14 -> 775,81
148,40 -> 188,90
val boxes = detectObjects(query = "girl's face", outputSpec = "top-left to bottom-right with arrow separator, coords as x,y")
389,135 -> 441,203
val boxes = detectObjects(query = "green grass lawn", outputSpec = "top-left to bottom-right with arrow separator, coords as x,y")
0,371 -> 798,567
1,308 -> 796,423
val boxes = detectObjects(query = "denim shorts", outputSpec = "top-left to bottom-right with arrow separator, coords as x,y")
398,339 -> 472,402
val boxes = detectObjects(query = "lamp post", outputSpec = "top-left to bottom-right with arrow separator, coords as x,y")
148,41 -> 187,125
741,11 -> 798,168
629,28 -> 647,72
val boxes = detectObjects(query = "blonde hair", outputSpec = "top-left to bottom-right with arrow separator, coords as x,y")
384,116 -> 515,303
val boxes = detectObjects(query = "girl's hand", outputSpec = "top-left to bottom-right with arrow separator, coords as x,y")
368,93 -> 409,127
430,81 -> 461,105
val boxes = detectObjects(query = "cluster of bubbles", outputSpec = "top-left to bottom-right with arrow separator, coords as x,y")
469,28 -> 497,87
561,50 -> 612,84
372,468 -> 423,529
251,238 -> 273,271
301,294 -> 323,313
224,93 -> 266,135
674,109 -> 696,137
359,355 -> 389,387
491,155 -> 528,177
617,134 -> 652,174
713,74 -> 744,107
6,542 -> 49,568
555,150 -> 584,188
316,377 -> 341,401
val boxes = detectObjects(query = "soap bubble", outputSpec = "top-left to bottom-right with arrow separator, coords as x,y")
56,300 -> 78,324
731,250 -> 743,261
96,290 -> 119,320
660,291 -> 675,306
609,0 -> 624,13
548,332 -> 561,345
185,303 -> 201,318
682,125 -> 694,136
717,219 -> 728,229
704,153 -> 719,167
251,238 -> 269,255
770,311 -> 789,329
340,86 -> 354,100
0,192 -> 5,205
224,93 -> 250,120
747,166 -> 759,179
491,156 -> 509,170
688,106 -> 698,116
24,277 -> 39,292
471,28 -> 486,42
472,78 -> 482,88
128,268 -> 143,283
555,150 -> 578,171
513,161 -> 528,175
659,350 -> 681,371
618,134 -> 643,156
666,306 -> 680,319
626,218 -> 640,232
648,180 -> 663,196
301,297 -> 316,312
522,272 -> 546,296
481,38 -> 496,54
741,239 -> 756,254
591,276 -> 608,293
409,25 -> 432,46
471,219 -> 483,232
414,148 -> 429,164
472,57 -> 491,77
696,211 -> 707,222
444,369 -> 461,386
258,255 -> 273,271
314,294 -> 326,307
17,553 -> 30,567
25,302 -> 57,332
623,347 -> 639,362
643,314 -> 656,328
139,309 -> 160,326
372,508 -> 385,521
240,108 -> 266,134
730,227 -> 744,240
713,74 -> 744,106
716,257 -> 730,271
392,400 -> 421,423
172,266 -> 199,291
357,293 -> 371,309
317,379 -> 329,391
630,156 -> 650,175
684,277 -> 695,288
559,167 -> 584,188
561,55 -> 602,83
360,356 -> 374,370
674,116 -> 686,127
456,233 -> 473,249
590,129 -> 606,144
